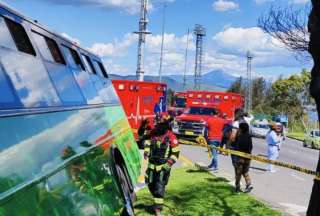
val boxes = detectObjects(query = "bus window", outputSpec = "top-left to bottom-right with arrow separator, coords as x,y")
32,31 -> 65,64
81,54 -> 96,74
0,17 -> 17,50
93,60 -> 108,78
0,66 -> 21,108
4,17 -> 36,56
62,45 -> 85,70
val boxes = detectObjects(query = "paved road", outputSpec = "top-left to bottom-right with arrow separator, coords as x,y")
180,137 -> 319,216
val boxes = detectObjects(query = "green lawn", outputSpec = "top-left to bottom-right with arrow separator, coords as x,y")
134,167 -> 282,216
287,132 -> 305,141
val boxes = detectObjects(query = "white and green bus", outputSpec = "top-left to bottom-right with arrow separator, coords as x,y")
0,3 -> 141,216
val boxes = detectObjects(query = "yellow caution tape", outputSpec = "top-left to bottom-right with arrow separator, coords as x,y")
179,136 -> 320,181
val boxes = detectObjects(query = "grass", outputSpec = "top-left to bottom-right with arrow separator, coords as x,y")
134,167 -> 282,216
287,132 -> 305,141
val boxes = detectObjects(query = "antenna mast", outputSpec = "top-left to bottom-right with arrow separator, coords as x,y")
135,0 -> 151,81
245,51 -> 253,113
194,24 -> 206,90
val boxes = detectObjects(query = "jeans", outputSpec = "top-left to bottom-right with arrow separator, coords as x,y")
208,140 -> 220,169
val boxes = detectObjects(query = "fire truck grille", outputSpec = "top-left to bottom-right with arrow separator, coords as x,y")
177,120 -> 206,136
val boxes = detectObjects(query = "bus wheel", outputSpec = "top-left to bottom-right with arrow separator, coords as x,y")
116,164 -> 135,216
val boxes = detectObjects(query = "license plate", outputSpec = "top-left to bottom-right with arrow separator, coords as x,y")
185,131 -> 194,135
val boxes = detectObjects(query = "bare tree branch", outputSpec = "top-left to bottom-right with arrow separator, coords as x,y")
258,5 -> 310,57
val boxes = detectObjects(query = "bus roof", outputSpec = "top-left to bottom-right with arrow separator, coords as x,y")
0,2 -> 97,57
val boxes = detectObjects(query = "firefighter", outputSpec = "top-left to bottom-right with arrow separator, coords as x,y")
144,113 -> 180,216
137,118 -> 153,149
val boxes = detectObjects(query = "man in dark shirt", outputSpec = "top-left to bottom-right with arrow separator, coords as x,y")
234,122 -> 253,193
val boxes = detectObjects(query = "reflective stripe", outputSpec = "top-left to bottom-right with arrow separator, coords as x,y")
165,147 -> 170,158
148,163 -> 164,172
172,146 -> 180,152
93,184 -> 104,191
154,197 -> 164,204
170,155 -> 178,162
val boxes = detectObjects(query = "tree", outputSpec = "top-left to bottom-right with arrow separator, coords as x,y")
258,5 -> 310,58
227,77 -> 245,95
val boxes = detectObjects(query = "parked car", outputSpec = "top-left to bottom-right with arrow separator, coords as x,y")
303,130 -> 320,149
251,124 -> 270,138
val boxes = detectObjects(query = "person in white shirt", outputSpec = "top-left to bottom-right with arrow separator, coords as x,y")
265,123 -> 283,172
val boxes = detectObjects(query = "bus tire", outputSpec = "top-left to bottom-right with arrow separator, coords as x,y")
115,164 -> 135,216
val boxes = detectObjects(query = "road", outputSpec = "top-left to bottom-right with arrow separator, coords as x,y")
180,137 -> 319,216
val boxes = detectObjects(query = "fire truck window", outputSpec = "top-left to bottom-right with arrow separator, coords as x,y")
4,18 -> 36,56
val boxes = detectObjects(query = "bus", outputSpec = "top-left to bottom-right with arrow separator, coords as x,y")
0,3 -> 140,216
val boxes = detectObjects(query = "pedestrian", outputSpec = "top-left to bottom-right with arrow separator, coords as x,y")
206,111 -> 226,172
228,108 -> 253,167
266,122 -> 282,172
143,113 -> 180,216
234,122 -> 253,193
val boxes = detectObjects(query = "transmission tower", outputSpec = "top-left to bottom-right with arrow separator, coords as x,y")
194,24 -> 206,90
134,0 -> 151,81
245,51 -> 253,113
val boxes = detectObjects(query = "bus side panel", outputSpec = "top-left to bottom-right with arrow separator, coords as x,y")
0,106 -> 140,215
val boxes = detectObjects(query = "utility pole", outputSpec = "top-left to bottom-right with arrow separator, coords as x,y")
183,28 -> 190,90
245,51 -> 253,113
135,0 -> 151,81
159,4 -> 166,83
194,24 -> 206,90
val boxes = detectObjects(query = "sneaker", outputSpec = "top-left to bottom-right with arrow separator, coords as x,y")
244,184 -> 253,193
212,168 -> 219,173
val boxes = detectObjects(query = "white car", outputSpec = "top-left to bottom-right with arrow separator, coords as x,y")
251,124 -> 270,138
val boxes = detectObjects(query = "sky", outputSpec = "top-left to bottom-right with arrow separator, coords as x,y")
0,0 -> 312,80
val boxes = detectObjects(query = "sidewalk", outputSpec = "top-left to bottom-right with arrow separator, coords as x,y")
181,144 -> 313,216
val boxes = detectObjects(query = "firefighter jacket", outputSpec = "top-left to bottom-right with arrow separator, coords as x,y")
144,130 -> 180,169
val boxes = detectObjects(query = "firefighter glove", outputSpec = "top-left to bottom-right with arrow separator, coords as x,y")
162,163 -> 171,171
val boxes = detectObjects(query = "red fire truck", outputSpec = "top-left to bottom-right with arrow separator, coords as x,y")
173,91 -> 244,140
186,91 -> 244,119
112,80 -> 167,139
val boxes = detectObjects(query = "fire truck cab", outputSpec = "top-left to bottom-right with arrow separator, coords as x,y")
168,92 -> 187,116
112,80 -> 167,139
173,91 -> 243,140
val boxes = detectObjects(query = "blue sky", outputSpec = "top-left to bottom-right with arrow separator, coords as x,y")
1,0 -> 311,80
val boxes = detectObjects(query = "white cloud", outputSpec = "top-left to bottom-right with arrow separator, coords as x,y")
39,0 -> 175,14
88,27 -> 305,79
90,33 -> 137,58
212,0 -> 239,12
